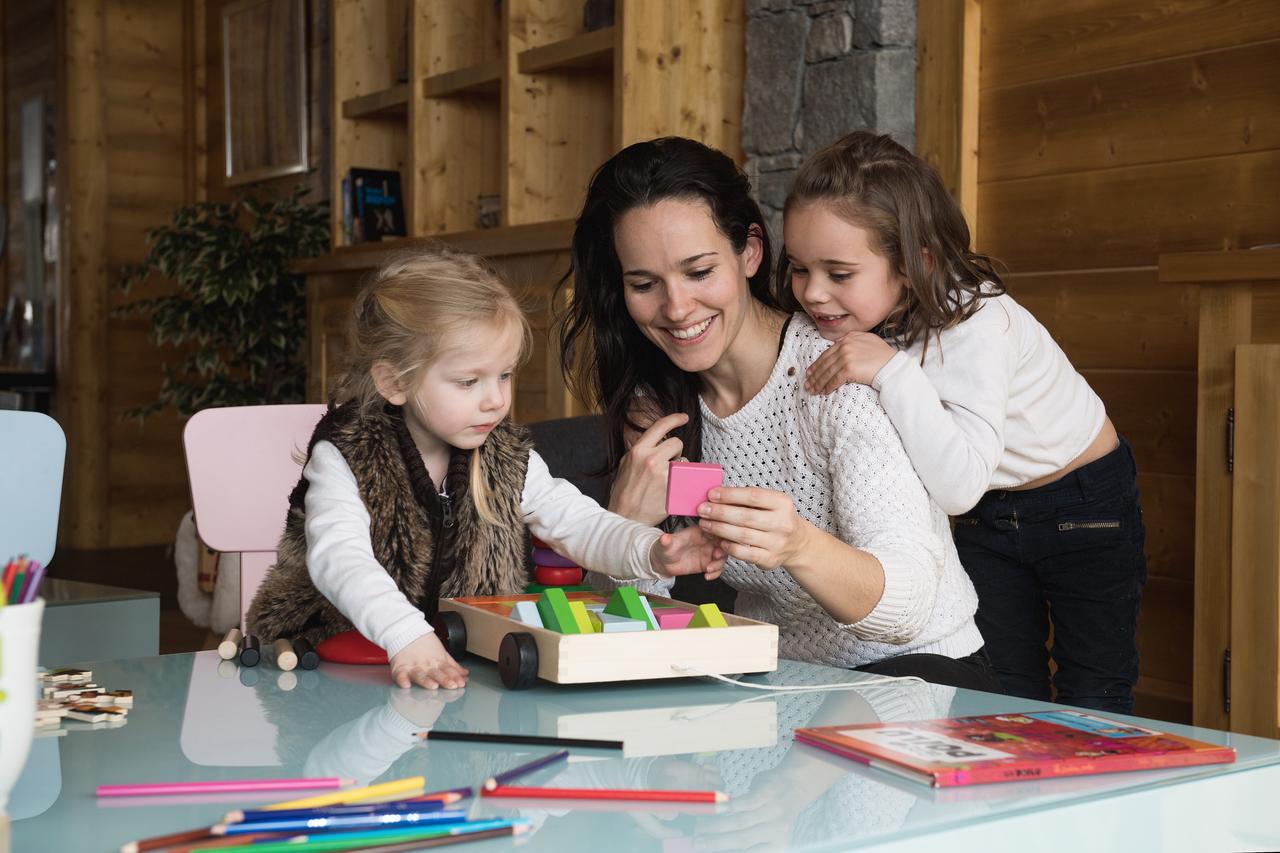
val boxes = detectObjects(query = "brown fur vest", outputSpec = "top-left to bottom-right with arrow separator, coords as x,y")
246,404 -> 532,645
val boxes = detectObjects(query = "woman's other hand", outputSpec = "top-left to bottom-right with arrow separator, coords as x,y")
609,411 -> 689,525
696,486 -> 815,570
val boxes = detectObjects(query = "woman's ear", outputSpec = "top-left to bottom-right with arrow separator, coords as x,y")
743,223 -> 765,278
370,361 -> 408,405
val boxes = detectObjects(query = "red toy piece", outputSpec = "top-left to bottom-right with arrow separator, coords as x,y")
315,630 -> 388,665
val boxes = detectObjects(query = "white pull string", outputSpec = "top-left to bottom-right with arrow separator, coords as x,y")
670,662 -> 927,692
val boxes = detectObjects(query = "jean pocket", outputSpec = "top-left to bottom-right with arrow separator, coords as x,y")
1057,520 -> 1122,532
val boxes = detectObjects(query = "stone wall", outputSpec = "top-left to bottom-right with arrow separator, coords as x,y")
742,0 -> 916,243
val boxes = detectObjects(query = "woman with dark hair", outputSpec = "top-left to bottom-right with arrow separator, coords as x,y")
557,137 -> 1000,691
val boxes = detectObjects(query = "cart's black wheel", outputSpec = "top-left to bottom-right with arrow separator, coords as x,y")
431,611 -> 468,658
498,632 -> 539,690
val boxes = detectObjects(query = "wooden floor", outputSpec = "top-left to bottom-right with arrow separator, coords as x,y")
49,546 -> 217,655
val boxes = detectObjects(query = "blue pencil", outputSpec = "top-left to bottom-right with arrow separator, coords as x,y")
227,797 -> 453,824
213,807 -> 467,835
483,748 -> 569,791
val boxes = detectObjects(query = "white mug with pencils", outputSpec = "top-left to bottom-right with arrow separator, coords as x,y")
0,591 -> 45,816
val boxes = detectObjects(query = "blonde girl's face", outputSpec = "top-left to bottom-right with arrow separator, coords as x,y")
784,203 -> 907,341
613,198 -> 762,375
387,319 -> 522,453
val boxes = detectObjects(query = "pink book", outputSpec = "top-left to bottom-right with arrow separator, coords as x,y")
794,710 -> 1235,787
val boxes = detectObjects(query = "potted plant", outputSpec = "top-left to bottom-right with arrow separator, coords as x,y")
116,188 -> 329,419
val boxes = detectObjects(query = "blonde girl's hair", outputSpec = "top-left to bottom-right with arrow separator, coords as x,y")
778,131 -> 1005,353
331,246 -> 532,524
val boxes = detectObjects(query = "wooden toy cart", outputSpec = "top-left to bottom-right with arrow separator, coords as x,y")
432,592 -> 778,689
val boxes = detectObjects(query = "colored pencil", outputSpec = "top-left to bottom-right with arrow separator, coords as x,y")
97,777 -> 353,798
482,749 -> 568,791
263,775 -> 424,811
201,819 -> 527,853
18,560 -> 45,603
118,826 -> 214,853
422,730 -> 623,750
214,807 -> 467,835
227,795 -> 456,824
484,785 -> 728,803
184,832 -> 294,851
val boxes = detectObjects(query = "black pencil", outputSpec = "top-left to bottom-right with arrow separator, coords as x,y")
421,730 -> 624,750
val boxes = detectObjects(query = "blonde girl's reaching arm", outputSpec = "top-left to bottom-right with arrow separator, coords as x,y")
869,304 -> 1016,515
304,442 -> 467,688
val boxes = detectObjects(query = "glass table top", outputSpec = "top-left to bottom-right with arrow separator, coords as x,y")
39,578 -> 159,607
10,651 -> 1280,852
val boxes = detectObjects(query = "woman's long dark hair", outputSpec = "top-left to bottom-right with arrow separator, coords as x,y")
778,131 -> 1004,354
556,137 -> 780,475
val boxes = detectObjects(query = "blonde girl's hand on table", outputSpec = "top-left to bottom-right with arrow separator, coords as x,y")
695,486 -> 815,571
804,331 -> 896,394
388,632 -> 469,689
648,523 -> 727,581
609,411 -> 690,525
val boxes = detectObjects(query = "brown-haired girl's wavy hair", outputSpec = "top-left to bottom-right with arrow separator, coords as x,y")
778,131 -> 1004,352
330,246 -> 531,523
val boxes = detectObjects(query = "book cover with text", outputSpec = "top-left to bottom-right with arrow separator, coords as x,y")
795,710 -> 1235,787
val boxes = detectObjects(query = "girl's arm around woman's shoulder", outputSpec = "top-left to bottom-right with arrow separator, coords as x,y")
798,382 -> 948,644
869,298 -> 1017,515
303,441 -> 435,657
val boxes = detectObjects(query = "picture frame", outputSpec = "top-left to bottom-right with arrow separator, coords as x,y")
222,0 -> 308,186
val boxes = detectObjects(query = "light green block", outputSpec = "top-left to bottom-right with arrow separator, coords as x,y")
604,587 -> 654,630
536,588 -> 580,634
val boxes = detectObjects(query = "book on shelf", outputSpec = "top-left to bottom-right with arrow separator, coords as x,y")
346,168 -> 406,244
794,710 -> 1235,788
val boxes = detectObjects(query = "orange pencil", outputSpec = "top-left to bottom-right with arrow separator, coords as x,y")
483,785 -> 727,803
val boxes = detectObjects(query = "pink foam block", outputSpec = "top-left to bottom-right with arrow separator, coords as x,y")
665,461 -> 723,517
655,610 -> 695,630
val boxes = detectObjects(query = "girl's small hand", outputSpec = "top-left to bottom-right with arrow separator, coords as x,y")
648,524 -> 727,581
804,331 -> 896,393
388,632 -> 468,690
609,411 -> 689,525
696,487 -> 813,570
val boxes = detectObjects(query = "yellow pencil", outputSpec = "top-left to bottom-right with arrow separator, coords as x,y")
263,776 -> 425,811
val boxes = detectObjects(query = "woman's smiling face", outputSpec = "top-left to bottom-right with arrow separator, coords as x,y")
613,198 -> 762,375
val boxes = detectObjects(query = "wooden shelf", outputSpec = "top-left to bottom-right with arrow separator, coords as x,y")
293,219 -> 576,274
518,27 -> 614,74
422,59 -> 503,98
340,84 -> 410,119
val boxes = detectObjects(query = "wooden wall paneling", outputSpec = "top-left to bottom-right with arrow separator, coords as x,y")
1137,473 -> 1196,585
1006,269 -> 1198,371
331,0 -> 408,244
616,0 -> 744,160
980,40 -> 1280,183
1229,344 -> 1280,739
1253,285 -> 1280,343
915,0 -> 980,232
1191,285 -> 1252,730
60,0 -> 110,547
1136,575 -> 1194,694
979,150 -> 1280,272
1081,369 -> 1197,477
305,270 -> 360,403
489,248 -> 573,422
980,0 -> 1280,90
184,0 -> 208,203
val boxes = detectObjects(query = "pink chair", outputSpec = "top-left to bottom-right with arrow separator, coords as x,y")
183,404 -> 328,631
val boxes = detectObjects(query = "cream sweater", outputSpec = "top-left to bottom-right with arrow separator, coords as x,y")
871,291 -> 1107,515
696,314 -> 982,668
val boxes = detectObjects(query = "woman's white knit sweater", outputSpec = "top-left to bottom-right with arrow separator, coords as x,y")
698,314 -> 981,667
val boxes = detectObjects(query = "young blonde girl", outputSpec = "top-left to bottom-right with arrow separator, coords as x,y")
780,132 -> 1146,713
248,248 -> 724,689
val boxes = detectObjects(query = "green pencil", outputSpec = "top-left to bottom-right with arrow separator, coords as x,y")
198,818 -> 527,852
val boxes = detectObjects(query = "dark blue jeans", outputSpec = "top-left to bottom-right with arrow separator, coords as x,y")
952,437 -> 1147,713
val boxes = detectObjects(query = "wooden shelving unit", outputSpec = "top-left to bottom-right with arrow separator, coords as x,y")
321,0 -> 745,420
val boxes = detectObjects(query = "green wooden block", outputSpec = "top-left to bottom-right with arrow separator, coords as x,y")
536,588 -> 580,634
604,587 -> 654,630
688,603 -> 727,628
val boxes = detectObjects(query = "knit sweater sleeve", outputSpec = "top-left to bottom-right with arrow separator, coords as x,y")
304,441 -> 432,658
805,384 -> 947,645
522,450 -> 665,583
870,298 -> 1016,515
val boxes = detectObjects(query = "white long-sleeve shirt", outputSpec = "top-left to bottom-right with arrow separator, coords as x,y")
694,315 -> 982,667
871,291 -> 1106,515
303,441 -> 664,658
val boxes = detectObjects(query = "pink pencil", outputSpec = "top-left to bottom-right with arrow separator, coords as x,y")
96,777 -> 354,798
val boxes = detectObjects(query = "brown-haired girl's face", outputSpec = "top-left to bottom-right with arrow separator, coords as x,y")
613,199 -> 761,375
784,203 -> 907,341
